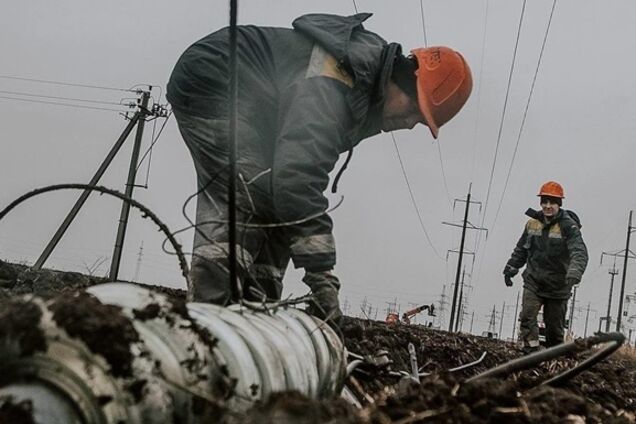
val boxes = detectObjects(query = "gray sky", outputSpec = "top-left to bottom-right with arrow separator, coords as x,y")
2,0 -> 636,338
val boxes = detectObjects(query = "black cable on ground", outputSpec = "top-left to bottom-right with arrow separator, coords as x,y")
0,183 -> 190,288
465,332 -> 625,386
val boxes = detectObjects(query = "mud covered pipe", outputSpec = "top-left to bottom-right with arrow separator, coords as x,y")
0,283 -> 346,423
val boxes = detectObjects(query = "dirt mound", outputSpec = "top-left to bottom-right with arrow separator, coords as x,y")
1,260 -> 635,423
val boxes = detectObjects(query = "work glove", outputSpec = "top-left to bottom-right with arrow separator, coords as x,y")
503,264 -> 518,287
566,277 -> 579,291
303,270 -> 343,327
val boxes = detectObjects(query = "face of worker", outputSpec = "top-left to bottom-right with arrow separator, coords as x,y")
540,196 -> 561,219
382,81 -> 425,132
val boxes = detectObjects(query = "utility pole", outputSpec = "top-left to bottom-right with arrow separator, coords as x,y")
511,291 -> 520,341
33,89 -> 165,273
455,268 -> 467,332
443,183 -> 487,332
133,242 -> 144,282
604,260 -> 619,332
487,305 -> 497,336
600,212 -> 636,333
568,285 -> 578,338
618,211 -> 636,332
498,301 -> 506,340
469,310 -> 475,334
584,302 -> 591,337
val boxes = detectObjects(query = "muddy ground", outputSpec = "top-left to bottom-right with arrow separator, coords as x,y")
1,259 -> 635,423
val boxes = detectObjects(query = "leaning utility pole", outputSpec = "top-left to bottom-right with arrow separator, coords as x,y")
32,89 -> 167,279
443,183 -> 487,332
617,211 -> 636,332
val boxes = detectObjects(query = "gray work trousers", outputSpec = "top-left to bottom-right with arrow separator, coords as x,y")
518,287 -> 568,348
174,108 -> 291,304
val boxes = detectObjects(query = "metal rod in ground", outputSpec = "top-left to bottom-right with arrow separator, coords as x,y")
568,285 -> 578,339
110,90 -> 151,280
33,111 -> 141,270
228,0 -> 241,301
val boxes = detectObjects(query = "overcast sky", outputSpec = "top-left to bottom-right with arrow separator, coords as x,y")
2,0 -> 636,338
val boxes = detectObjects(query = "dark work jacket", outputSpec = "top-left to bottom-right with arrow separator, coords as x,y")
167,13 -> 400,271
506,209 -> 589,299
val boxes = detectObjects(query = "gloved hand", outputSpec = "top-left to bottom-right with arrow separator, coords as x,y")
504,275 -> 514,287
503,264 -> 519,277
566,277 -> 579,290
503,264 -> 518,287
303,270 -> 343,327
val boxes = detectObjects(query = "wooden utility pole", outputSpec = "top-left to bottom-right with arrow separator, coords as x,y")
584,302 -> 591,337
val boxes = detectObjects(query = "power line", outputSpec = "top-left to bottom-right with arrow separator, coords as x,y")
419,0 -> 428,47
352,0 -> 358,13
417,0 -> 452,207
490,0 -> 558,232
0,89 -> 134,107
390,132 -> 444,261
0,75 -> 136,92
469,0 -> 490,183
0,95 -> 132,112
480,0 -> 528,228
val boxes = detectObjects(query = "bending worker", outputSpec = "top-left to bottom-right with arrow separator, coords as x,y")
167,13 -> 473,324
503,181 -> 588,352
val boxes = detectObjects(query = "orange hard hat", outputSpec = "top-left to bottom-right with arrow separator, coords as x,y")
411,46 -> 473,139
538,181 -> 564,198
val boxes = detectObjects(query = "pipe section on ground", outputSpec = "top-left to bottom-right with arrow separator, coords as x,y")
0,282 -> 346,423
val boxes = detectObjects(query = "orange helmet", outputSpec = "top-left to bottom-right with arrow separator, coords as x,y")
538,181 -> 564,198
411,46 -> 473,139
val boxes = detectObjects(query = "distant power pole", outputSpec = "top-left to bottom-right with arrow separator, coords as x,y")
600,213 -> 636,333
605,263 -> 619,332
443,183 -> 487,332
617,211 -> 636,332
487,305 -> 497,335
511,291 -> 520,341
498,301 -> 506,340
133,241 -> 144,282
469,310 -> 475,334
568,285 -> 578,338
584,302 -> 591,337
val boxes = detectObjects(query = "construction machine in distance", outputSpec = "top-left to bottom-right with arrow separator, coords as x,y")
386,303 -> 436,326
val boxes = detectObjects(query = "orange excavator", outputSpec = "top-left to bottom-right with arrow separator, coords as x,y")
386,303 -> 436,326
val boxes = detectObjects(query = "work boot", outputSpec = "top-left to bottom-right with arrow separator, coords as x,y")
303,271 -> 343,328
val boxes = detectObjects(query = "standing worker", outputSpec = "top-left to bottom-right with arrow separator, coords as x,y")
167,13 -> 473,325
503,181 -> 589,352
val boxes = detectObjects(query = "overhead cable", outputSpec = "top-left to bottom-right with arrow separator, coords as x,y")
480,0 -> 528,227
419,0 -> 428,47
0,75 -> 136,92
490,0 -> 558,232
391,133 -> 444,261
0,89 -> 131,107
0,95 -> 133,112
469,0 -> 490,183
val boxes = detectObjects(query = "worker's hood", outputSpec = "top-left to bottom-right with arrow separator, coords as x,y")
293,13 -> 400,143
